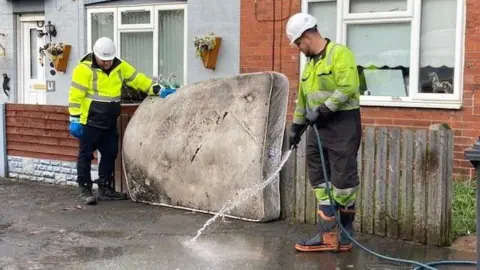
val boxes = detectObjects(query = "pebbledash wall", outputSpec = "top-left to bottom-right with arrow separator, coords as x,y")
240,0 -> 480,178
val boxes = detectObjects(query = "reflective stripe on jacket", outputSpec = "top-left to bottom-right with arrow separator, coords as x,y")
68,53 -> 155,129
293,41 -> 360,125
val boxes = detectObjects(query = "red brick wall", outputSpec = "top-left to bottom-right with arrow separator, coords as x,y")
240,0 -> 479,178
240,0 -> 301,120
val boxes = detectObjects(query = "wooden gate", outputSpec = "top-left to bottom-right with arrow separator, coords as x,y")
113,106 -> 137,194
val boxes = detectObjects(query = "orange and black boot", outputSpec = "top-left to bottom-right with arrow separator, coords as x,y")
295,206 -> 339,252
339,205 -> 355,252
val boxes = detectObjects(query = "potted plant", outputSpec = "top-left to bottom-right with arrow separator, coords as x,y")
193,33 -> 222,70
43,43 -> 64,62
38,42 -> 71,72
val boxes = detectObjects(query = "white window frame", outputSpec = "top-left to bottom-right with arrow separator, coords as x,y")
344,0 -> 413,20
86,3 -> 188,86
301,0 -> 466,110
118,6 -> 154,29
87,7 -> 118,52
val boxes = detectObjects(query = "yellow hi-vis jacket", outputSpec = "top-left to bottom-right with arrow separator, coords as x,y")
68,53 -> 156,129
293,40 -> 360,125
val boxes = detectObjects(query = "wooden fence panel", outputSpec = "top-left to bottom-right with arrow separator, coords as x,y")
374,127 -> 388,236
399,130 -> 414,241
280,127 -> 296,220
295,132 -> 307,223
387,128 -> 401,239
362,128 -> 375,234
426,130 -> 441,245
280,125 -> 454,246
5,104 -> 78,162
413,130 -> 427,243
353,136 -> 363,232
444,130 -> 454,246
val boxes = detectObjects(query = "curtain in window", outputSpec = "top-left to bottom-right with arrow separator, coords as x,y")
347,23 -> 411,68
120,32 -> 154,76
346,22 -> 411,97
121,10 -> 150,24
308,1 -> 336,41
158,9 -> 184,85
91,12 -> 114,47
420,0 -> 457,68
418,0 -> 457,93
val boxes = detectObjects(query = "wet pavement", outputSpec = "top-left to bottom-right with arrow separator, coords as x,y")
0,178 -> 476,270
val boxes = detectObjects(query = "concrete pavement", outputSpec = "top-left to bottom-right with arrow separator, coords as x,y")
0,178 -> 476,270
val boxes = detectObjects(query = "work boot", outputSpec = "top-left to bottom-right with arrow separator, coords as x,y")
295,207 -> 339,252
339,206 -> 355,252
79,184 -> 97,205
97,177 -> 128,201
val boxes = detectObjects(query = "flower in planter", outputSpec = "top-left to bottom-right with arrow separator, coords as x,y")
46,43 -> 65,56
39,43 -> 65,63
193,32 -> 217,58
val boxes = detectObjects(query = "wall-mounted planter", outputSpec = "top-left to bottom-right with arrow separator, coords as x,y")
200,37 -> 222,70
54,44 -> 71,72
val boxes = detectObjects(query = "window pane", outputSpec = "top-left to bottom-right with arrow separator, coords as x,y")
418,0 -> 457,94
347,23 -> 411,97
350,0 -> 407,13
91,12 -> 114,47
30,29 -> 38,79
120,32 -> 153,76
158,9 -> 184,86
308,1 -> 336,40
121,10 -> 150,24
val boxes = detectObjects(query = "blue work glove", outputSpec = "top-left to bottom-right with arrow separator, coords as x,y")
159,88 -> 176,98
69,116 -> 83,139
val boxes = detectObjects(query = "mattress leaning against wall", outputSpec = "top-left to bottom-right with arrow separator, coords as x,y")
122,72 -> 290,222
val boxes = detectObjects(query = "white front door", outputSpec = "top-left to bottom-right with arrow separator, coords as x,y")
21,21 -> 46,104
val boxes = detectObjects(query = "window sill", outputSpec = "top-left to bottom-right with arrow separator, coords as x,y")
360,99 -> 462,110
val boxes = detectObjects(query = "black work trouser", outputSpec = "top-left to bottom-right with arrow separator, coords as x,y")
77,125 -> 118,187
306,108 -> 362,196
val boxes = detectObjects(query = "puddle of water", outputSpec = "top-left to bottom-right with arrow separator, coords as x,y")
180,235 -> 268,263
189,150 -> 293,243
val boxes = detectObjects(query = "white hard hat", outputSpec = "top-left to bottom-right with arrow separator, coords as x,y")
93,37 -> 116,61
286,13 -> 317,45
